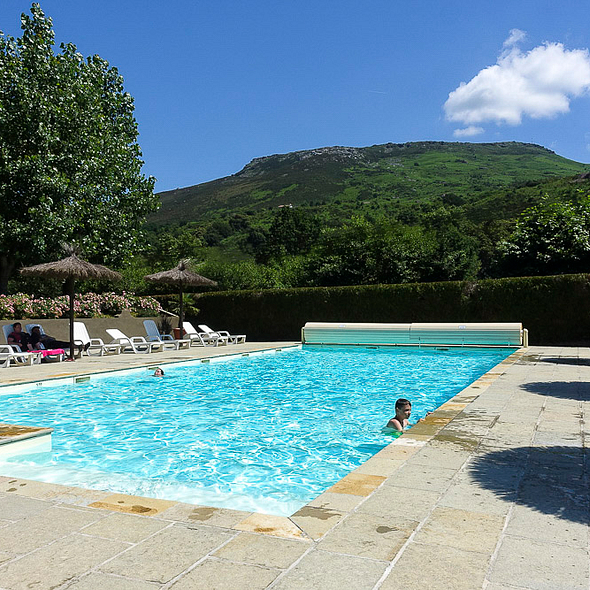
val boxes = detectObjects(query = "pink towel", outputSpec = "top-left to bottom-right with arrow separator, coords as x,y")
32,349 -> 65,357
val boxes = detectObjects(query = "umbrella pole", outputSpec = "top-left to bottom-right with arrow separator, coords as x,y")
179,282 -> 184,336
67,277 -> 75,361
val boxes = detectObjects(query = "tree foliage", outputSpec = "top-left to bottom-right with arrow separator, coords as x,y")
497,196 -> 590,276
0,4 -> 158,292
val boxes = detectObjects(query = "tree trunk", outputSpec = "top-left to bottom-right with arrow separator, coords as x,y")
0,256 -> 15,295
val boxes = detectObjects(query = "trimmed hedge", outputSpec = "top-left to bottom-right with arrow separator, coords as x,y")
188,274 -> 590,345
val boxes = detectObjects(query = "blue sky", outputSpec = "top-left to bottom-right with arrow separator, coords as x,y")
1,1 -> 590,191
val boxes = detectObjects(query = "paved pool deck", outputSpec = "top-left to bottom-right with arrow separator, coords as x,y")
0,344 -> 587,590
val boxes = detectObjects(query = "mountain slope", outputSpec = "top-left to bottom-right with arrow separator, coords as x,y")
152,141 -> 590,226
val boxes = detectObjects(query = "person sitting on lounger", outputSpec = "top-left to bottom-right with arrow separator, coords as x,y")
7,322 -> 32,352
386,398 -> 413,432
29,326 -> 79,352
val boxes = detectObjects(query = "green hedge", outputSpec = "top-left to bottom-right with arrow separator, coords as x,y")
187,274 -> 590,344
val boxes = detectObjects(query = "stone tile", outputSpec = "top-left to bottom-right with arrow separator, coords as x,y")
357,485 -> 441,521
384,463 -> 457,493
290,506 -> 344,540
170,559 -> 278,589
380,543 -> 491,590
485,584 -> 530,590
352,457 -> 405,476
439,481 -> 514,516
0,533 -> 128,590
159,503 -> 251,528
431,431 -> 481,451
0,494 -> 50,520
517,476 -> 589,514
506,505 -> 589,547
533,431 -> 583,447
317,512 -> 418,560
327,473 -> 385,497
410,443 -> 472,470
271,549 -> 387,590
101,524 -> 233,584
414,506 -> 505,553
89,493 -> 176,516
47,487 -> 110,506
0,506 -> 101,555
373,442 -> 424,461
82,512 -> 170,543
234,513 -> 306,539
307,491 -> 364,513
399,433 -> 433,442
213,532 -> 310,569
489,536 -> 589,590
66,573 -> 160,589
0,477 -> 71,500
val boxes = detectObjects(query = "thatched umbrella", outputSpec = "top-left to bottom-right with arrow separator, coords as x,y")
144,260 -> 217,335
20,249 -> 121,360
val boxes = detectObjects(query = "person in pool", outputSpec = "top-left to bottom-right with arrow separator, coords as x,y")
386,398 -> 413,432
153,367 -> 165,377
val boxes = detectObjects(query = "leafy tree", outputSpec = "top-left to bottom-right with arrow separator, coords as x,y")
496,196 -> 590,276
0,4 -> 158,292
147,227 -> 205,267
253,208 -> 321,263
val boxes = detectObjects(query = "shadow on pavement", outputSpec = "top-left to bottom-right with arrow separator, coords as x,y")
538,357 -> 590,367
468,446 -> 589,524
519,381 -> 590,401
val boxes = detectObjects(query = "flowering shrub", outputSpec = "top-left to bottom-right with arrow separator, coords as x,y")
0,292 -> 162,319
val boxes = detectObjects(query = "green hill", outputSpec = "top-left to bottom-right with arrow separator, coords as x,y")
152,141 -> 590,226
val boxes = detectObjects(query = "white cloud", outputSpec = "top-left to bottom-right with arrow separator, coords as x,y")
503,28 -> 526,51
453,126 -> 484,138
444,31 -> 590,130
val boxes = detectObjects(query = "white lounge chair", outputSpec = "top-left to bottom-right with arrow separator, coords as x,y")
143,320 -> 190,350
198,324 -> 246,345
0,344 -> 43,367
106,329 -> 163,354
2,323 -> 18,344
182,321 -> 217,346
74,322 -> 121,356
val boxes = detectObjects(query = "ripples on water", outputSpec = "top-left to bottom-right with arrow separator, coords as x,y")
0,345 -> 512,515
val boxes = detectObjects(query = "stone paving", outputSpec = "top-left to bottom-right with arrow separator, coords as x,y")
0,345 -> 587,589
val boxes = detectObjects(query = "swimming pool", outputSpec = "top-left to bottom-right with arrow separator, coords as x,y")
0,345 -> 512,515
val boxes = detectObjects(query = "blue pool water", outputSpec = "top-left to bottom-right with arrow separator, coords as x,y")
0,345 -> 512,515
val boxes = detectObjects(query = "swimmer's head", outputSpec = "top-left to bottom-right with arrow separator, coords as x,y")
395,398 -> 411,419
153,367 -> 164,377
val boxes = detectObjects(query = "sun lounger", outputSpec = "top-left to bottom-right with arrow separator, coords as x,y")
106,329 -> 163,354
25,323 -> 70,359
2,323 -> 17,344
143,320 -> 190,350
0,344 -> 43,367
3,323 -> 62,362
198,324 -> 245,345
74,322 -> 121,356
182,321 -> 217,346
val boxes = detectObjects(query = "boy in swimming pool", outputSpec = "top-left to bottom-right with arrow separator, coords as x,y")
153,367 -> 164,377
386,398 -> 412,431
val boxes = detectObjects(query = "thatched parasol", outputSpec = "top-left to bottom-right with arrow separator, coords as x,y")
144,260 -> 217,335
20,249 -> 121,360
